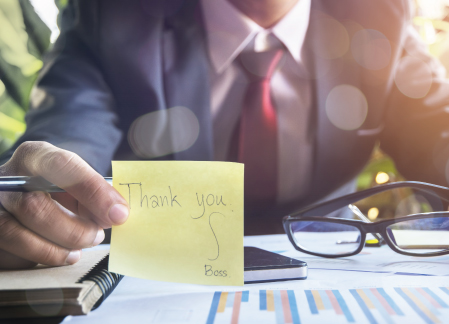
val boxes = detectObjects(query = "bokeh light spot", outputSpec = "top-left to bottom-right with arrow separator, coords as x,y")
311,17 -> 349,59
128,106 -> 200,159
375,172 -> 389,184
325,84 -> 368,130
367,207 -> 379,221
394,56 -> 433,99
351,29 -> 391,70
26,275 -> 63,316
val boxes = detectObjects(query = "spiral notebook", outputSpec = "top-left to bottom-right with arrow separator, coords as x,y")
0,249 -> 122,319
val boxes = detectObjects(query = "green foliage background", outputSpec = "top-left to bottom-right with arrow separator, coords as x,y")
0,0 -> 66,155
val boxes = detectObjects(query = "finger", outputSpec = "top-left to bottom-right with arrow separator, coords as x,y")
1,191 -> 105,250
51,192 -> 79,215
0,249 -> 37,270
51,193 -> 100,227
7,142 -> 129,228
0,209 -> 81,266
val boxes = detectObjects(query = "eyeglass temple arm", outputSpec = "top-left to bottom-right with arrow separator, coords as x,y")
294,181 -> 449,218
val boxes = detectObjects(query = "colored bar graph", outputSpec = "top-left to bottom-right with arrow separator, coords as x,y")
288,290 -> 301,324
217,292 -> 228,313
273,290 -> 284,324
305,290 -> 318,314
440,287 -> 449,297
422,288 -> 448,308
350,289 -> 377,324
305,290 -> 354,322
311,290 -> 325,310
206,287 -> 449,324
395,287 -> 444,324
333,290 -> 354,322
364,289 -> 394,324
260,290 -> 267,311
259,290 -> 301,324
318,290 -> 332,310
350,288 -> 403,324
226,292 -> 235,308
267,290 -> 275,311
281,290 -> 292,323
231,291 -> 242,324
377,288 -> 404,316
206,292 -> 221,324
206,291 -> 249,324
326,290 -> 343,315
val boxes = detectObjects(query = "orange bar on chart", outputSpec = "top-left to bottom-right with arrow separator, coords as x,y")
231,291 -> 242,324
326,290 -> 343,314
267,290 -> 275,311
311,290 -> 325,310
217,292 -> 228,313
281,290 -> 293,323
357,289 -> 375,309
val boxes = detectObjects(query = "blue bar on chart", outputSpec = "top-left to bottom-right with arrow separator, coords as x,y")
305,289 -> 354,322
440,287 -> 449,298
259,290 -> 301,324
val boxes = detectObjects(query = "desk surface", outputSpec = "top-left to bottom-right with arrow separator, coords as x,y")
64,235 -> 449,324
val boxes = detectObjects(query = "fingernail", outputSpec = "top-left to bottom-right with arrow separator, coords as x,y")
109,204 -> 129,225
65,250 -> 81,265
92,229 -> 105,246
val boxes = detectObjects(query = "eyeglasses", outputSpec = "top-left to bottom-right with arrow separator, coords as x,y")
283,181 -> 449,258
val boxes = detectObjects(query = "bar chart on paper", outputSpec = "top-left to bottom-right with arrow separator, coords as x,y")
205,287 -> 449,324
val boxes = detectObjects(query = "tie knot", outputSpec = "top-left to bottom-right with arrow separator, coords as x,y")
239,49 -> 285,81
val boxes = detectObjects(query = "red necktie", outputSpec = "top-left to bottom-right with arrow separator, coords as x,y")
238,49 -> 284,203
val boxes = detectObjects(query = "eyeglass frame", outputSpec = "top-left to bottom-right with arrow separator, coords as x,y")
282,181 -> 449,258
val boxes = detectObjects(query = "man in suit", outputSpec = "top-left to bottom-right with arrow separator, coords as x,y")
1,0 -> 449,269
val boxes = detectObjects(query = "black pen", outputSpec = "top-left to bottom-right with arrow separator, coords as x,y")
0,176 -> 113,192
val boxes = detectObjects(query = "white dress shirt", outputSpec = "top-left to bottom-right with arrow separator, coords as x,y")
201,0 -> 313,205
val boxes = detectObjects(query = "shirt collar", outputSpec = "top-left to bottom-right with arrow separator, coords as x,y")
201,0 -> 311,74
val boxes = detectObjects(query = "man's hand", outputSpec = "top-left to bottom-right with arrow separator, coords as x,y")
0,142 -> 129,269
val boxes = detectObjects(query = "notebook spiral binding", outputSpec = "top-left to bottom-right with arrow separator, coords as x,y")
76,254 -> 123,310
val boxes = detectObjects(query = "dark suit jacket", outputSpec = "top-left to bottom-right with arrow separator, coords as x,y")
2,0 -> 449,234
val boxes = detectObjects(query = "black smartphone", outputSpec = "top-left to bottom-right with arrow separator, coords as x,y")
244,246 -> 308,284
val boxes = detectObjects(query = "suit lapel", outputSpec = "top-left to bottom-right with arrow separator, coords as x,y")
302,0 -> 366,204
162,0 -> 213,161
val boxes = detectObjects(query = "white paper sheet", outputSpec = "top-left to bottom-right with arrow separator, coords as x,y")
245,234 -> 449,276
63,237 -> 449,324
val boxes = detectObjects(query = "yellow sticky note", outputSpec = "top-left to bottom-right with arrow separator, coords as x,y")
109,161 -> 244,286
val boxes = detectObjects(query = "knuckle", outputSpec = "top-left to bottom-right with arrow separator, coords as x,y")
15,141 -> 38,157
7,141 -> 54,175
41,149 -> 78,175
66,223 -> 92,249
39,244 -> 65,266
0,211 -> 21,243
18,192 -> 52,221
14,141 -> 47,162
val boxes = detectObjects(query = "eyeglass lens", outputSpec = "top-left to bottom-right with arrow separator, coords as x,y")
290,221 -> 361,256
387,217 -> 449,254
